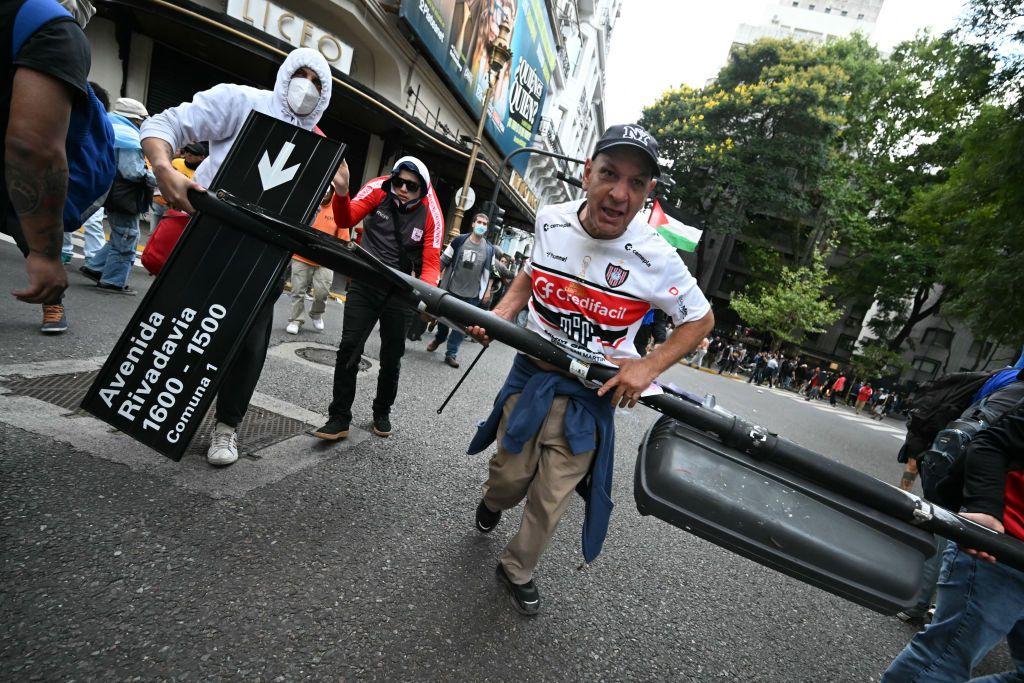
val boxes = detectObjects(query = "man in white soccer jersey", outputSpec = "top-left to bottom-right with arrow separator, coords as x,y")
465,124 -> 715,615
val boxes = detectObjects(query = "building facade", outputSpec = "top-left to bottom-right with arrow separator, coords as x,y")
82,0 -> 567,231
521,0 -> 621,208
734,0 -> 883,47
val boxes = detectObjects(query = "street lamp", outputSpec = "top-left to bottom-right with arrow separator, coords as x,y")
447,19 -> 513,242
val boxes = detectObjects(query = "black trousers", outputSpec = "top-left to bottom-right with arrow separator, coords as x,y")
328,280 -> 410,421
214,283 -> 279,428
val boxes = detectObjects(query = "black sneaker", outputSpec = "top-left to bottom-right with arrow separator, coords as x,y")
96,282 -> 137,296
372,414 -> 392,437
312,417 -> 350,440
495,563 -> 540,616
78,265 -> 101,282
475,499 -> 501,533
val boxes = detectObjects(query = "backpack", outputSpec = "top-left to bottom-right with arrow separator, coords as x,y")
926,386 -> 1024,509
895,371 -> 992,465
11,0 -> 115,231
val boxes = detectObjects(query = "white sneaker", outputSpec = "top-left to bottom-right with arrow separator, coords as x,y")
207,421 -> 238,466
286,321 -> 300,335
311,316 -> 325,331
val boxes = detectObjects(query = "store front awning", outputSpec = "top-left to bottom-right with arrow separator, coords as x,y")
99,0 -> 536,223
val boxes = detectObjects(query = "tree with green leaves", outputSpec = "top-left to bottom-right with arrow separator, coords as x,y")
640,36 -> 877,281
904,105 -> 1024,349
729,254 -> 841,350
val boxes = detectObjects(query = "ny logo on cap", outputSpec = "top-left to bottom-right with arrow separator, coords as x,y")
623,126 -> 652,145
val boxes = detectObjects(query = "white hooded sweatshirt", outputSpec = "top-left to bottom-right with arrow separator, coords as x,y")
141,48 -> 332,189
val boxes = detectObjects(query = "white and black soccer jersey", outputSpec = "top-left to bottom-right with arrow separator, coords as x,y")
523,199 -> 711,363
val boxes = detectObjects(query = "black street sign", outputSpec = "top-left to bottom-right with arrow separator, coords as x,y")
81,112 -> 346,459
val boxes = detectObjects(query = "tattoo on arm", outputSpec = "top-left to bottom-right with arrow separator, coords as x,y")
6,156 -> 68,259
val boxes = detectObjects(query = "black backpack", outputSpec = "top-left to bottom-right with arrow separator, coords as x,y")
895,371 -> 991,465
927,387 -> 1024,509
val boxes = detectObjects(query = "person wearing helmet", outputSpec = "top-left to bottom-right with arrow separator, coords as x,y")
140,47 -> 344,467
313,155 -> 443,441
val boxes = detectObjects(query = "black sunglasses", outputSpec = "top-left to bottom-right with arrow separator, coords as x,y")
392,177 -> 421,193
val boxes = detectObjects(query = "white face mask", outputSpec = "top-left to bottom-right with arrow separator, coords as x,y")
286,77 -> 320,116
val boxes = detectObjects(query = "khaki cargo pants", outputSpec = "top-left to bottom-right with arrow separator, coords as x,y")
482,393 -> 595,585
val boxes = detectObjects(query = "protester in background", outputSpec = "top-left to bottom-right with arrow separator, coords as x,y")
805,367 -> 823,401
313,155 -> 443,440
427,212 -> 502,368
883,402 -> 1024,682
2,0 -> 115,334
689,336 -> 710,368
151,141 -> 206,226
286,187 -> 339,335
856,382 -> 874,414
486,253 -> 514,311
141,47 -> 336,466
872,389 -> 891,420
707,336 -> 722,368
766,354 -> 779,388
830,373 -> 847,406
78,97 -> 155,295
634,309 -> 668,358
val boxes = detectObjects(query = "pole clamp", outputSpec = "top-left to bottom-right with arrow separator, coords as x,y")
912,499 -> 934,524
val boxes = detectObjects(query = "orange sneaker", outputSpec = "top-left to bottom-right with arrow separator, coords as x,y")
41,304 -> 68,334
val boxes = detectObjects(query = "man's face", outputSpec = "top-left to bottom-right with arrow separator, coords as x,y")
293,66 -> 323,94
581,148 -> 657,239
472,215 -> 489,230
392,169 -> 422,204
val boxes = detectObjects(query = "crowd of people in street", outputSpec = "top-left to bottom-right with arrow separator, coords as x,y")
6,4 -> 1024,679
680,334 -> 904,419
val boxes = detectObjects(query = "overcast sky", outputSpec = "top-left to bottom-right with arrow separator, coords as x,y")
604,0 -> 969,125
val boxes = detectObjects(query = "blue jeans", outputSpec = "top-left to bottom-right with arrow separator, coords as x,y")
86,210 -> 139,288
82,208 -> 106,259
433,294 -> 480,359
883,543 -> 1024,682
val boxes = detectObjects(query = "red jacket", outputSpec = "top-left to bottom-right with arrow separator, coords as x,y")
332,177 -> 443,285
857,386 -> 873,402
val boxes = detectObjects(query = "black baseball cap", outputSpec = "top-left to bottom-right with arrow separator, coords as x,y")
184,141 -> 208,156
592,124 -> 661,177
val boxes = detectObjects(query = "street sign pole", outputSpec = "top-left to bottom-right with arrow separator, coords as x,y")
81,112 -> 345,460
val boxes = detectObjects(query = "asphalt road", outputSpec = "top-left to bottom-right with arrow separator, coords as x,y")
0,242 -> 1012,681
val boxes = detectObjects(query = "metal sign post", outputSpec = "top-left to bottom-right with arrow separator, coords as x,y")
81,112 -> 345,460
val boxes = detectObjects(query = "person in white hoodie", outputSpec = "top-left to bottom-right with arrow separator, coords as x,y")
140,47 -> 343,467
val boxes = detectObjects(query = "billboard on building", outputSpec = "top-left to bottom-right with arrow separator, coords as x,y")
400,0 -> 557,175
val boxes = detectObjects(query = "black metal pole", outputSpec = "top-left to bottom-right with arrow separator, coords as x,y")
188,188 -> 1024,573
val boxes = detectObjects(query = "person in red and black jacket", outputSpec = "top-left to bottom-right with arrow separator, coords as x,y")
884,401 -> 1024,681
314,156 -> 443,440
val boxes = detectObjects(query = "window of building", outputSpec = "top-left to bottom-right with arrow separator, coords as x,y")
841,9 -> 848,16
968,339 -> 994,360
808,4 -> 816,9
857,12 -> 865,19
824,6 -> 832,13
834,334 -> 857,355
921,327 -> 954,349
912,357 -> 941,380
792,1 -> 799,5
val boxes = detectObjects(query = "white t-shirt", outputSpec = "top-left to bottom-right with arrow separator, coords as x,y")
523,199 -> 711,363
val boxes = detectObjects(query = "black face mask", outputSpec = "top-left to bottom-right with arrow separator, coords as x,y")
184,158 -> 203,170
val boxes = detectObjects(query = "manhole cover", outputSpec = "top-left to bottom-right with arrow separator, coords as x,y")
295,347 -> 371,371
2,370 -> 313,459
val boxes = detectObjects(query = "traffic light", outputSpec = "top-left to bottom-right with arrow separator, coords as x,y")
492,205 -> 506,231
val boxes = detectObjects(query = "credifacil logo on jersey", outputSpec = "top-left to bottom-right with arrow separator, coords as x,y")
534,276 -> 628,321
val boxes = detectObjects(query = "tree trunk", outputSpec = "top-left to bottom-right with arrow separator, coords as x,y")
886,285 -> 947,352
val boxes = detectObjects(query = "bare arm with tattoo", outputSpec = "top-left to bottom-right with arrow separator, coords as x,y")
6,68 -> 73,304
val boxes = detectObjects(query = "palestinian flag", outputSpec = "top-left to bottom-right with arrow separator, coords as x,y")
649,199 -> 702,252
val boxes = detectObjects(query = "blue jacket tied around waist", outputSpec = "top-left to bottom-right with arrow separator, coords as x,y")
468,354 -> 617,563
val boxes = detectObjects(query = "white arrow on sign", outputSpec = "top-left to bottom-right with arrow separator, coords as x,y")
257,141 -> 300,191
